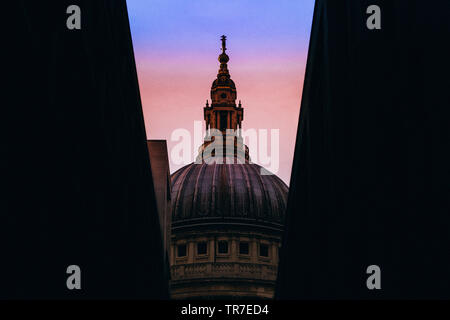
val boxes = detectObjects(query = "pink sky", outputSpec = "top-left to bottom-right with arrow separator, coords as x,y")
128,0 -> 314,184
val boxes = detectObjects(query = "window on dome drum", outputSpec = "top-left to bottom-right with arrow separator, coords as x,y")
177,244 -> 187,257
259,244 -> 269,257
197,242 -> 207,255
218,240 -> 228,254
221,93 -> 227,99
239,242 -> 249,255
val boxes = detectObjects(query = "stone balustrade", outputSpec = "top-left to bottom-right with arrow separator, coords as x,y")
171,262 -> 277,281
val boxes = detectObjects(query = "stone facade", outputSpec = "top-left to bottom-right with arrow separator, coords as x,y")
170,227 -> 282,299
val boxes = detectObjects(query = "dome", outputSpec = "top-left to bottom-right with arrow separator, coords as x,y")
171,162 -> 288,228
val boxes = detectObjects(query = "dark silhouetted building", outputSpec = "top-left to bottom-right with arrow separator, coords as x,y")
276,0 -> 450,299
147,140 -> 172,271
5,1 -> 168,299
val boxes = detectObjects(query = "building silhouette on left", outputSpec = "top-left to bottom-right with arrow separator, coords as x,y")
5,1 -> 168,299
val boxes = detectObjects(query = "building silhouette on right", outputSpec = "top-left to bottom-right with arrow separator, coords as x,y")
276,0 -> 450,299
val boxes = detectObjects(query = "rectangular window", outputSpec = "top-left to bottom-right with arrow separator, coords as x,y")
177,244 -> 187,257
259,243 -> 269,257
239,242 -> 249,255
197,242 -> 207,255
218,240 -> 228,254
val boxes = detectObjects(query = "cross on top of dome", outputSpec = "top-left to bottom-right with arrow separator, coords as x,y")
221,35 -> 227,53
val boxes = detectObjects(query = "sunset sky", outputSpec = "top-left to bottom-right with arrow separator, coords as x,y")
126,0 -> 315,184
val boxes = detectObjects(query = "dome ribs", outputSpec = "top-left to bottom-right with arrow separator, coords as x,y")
267,173 -> 284,221
241,164 -> 256,219
218,164 -> 231,218
198,162 -> 215,217
210,163 -> 218,217
235,163 -> 250,217
248,164 -> 271,220
270,173 -> 289,222
227,164 -> 236,218
183,164 -> 203,219
191,163 -> 207,217
172,163 -> 196,220
170,163 -> 288,225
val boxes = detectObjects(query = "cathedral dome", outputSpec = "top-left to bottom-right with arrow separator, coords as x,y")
171,162 -> 288,229
168,36 -> 287,299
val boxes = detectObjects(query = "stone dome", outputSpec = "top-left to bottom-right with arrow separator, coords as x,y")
171,162 -> 288,229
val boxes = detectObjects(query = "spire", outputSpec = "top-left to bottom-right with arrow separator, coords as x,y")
218,36 -> 230,76
213,35 -> 234,104
198,36 -> 250,163
221,35 -> 227,53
